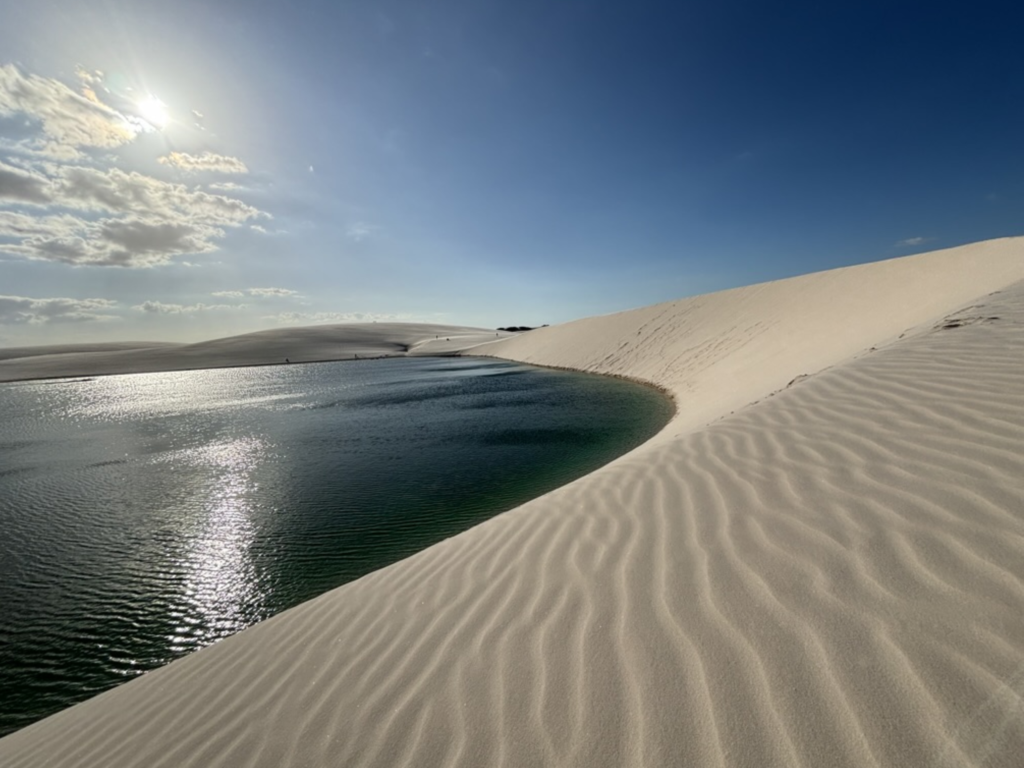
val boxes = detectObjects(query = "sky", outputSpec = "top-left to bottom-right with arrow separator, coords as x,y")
1,0 -> 1022,346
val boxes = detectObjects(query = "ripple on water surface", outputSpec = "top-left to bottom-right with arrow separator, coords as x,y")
0,357 -> 672,735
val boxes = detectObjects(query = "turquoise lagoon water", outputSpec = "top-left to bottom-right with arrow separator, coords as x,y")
0,357 -> 672,735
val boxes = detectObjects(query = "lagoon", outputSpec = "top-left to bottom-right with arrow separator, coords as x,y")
0,357 -> 671,735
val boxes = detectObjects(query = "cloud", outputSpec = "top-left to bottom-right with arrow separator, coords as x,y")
345,222 -> 376,241
0,210 -> 82,239
0,164 -> 267,267
53,166 -> 262,225
0,294 -> 118,324
0,136 -> 83,162
269,311 -> 410,325
0,161 -> 51,204
246,287 -> 298,297
158,152 -> 249,174
0,65 -> 269,269
1,215 -> 220,267
211,287 -> 299,299
0,64 -> 134,150
895,236 -> 929,247
97,218 -> 218,265
133,300 -> 243,314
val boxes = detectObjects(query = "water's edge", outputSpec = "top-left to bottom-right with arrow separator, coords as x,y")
0,356 -> 674,735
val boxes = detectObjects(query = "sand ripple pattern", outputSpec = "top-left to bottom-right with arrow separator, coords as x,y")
2,258 -> 1024,766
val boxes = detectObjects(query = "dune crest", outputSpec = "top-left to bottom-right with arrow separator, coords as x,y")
2,238 -> 1024,767
469,237 -> 1024,438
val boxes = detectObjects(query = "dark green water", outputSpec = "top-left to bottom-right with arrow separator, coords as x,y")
0,357 -> 672,736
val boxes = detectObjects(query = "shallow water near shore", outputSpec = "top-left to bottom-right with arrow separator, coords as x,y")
0,356 -> 672,736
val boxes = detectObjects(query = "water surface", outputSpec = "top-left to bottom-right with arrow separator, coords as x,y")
0,357 -> 672,735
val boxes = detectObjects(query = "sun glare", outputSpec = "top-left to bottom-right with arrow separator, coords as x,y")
137,96 -> 169,129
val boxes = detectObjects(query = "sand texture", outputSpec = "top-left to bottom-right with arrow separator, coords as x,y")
1,238 -> 1023,767
0,323 -> 507,382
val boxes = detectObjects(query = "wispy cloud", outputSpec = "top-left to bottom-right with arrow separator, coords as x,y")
247,287 -> 299,297
0,294 -> 118,324
268,311 -> 410,325
345,222 -> 377,241
0,65 -> 134,154
133,300 -> 244,314
0,161 -> 50,204
212,287 -> 298,299
895,236 -> 930,248
158,152 -> 249,174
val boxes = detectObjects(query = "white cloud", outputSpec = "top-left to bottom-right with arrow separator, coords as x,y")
0,210 -> 83,239
158,152 -> 249,174
1,214 -> 220,267
0,164 -> 267,267
210,287 -> 299,299
0,64 -> 134,150
53,166 -> 262,225
269,311 -> 410,325
0,65 -> 269,268
0,160 -> 51,204
247,287 -> 298,297
99,218 -> 218,265
345,222 -> 377,241
0,294 -> 118,324
0,136 -> 83,162
133,300 -> 243,314
895,236 -> 929,248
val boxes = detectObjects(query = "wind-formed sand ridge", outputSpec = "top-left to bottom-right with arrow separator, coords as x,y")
1,237 -> 1023,767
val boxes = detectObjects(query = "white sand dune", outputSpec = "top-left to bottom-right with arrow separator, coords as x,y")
0,323 -> 508,382
1,237 -> 1023,767
0,341 -> 181,363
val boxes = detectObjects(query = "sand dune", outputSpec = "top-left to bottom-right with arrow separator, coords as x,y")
0,341 -> 182,363
0,323 -> 508,382
1,238 -> 1023,767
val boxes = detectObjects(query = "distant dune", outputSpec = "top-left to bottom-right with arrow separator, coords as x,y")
2,237 -> 1024,767
0,323 -> 510,382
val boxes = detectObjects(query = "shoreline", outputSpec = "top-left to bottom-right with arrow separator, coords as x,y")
0,351 -> 433,386
0,356 -> 673,739
0,323 -> 512,384
2,237 -> 1024,767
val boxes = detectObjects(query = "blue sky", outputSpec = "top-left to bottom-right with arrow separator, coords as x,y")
1,0 -> 1022,345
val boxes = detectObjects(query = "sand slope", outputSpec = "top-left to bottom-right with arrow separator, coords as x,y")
1,238 -> 1023,767
468,237 -> 1024,438
0,341 -> 181,363
0,323 -> 507,382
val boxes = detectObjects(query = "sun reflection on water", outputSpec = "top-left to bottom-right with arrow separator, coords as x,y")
164,436 -> 271,654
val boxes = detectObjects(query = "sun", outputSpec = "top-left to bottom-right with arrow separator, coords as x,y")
137,95 -> 169,129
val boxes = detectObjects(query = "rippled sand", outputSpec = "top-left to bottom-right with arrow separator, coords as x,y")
1,238 -> 1023,767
